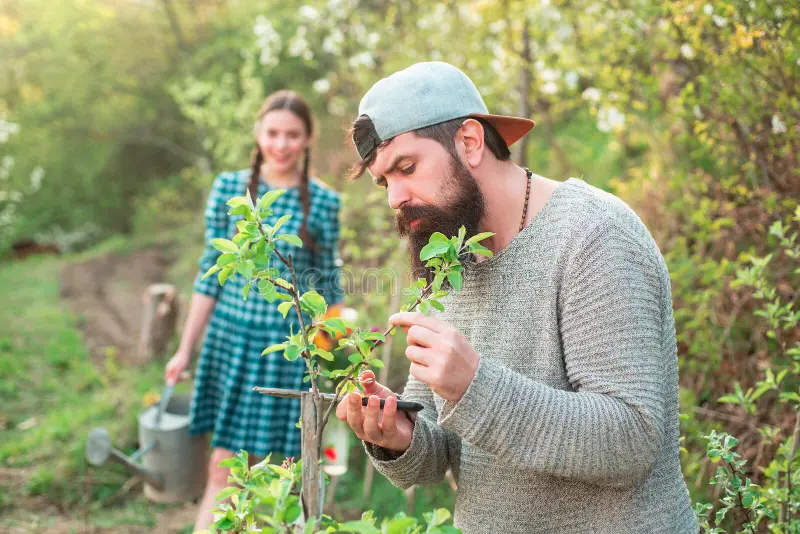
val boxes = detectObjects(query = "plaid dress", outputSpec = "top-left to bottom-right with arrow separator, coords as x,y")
189,169 -> 343,457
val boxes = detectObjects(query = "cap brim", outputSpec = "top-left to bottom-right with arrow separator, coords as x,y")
470,113 -> 535,147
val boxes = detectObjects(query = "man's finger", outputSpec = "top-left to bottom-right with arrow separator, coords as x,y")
409,361 -> 435,385
405,344 -> 431,366
406,324 -> 437,348
346,391 -> 365,438
360,370 -> 395,398
389,311 -> 446,333
380,396 -> 399,439
362,395 -> 383,443
336,393 -> 350,421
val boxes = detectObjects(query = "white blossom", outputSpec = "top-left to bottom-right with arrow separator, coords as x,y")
323,28 -> 345,55
254,16 -> 282,68
597,106 -> 625,132
703,4 -> 713,15
312,79 -> 331,94
541,82 -> 559,95
772,114 -> 788,134
582,87 -> 602,102
299,5 -> 319,21
564,72 -> 579,90
680,43 -> 695,59
30,167 -> 44,191
712,15 -> 728,27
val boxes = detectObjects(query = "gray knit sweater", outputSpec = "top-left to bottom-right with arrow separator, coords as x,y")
366,179 -> 697,533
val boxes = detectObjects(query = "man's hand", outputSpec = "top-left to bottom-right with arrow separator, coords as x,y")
336,370 -> 414,453
389,312 -> 479,404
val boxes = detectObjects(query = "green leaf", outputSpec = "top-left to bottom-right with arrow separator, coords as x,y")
259,189 -> 284,209
214,517 -> 236,530
211,238 -> 239,253
447,272 -> 463,291
218,267 -> 233,286
427,508 -> 451,527
278,301 -> 294,318
214,486 -> 239,502
274,278 -> 294,290
336,520 -> 380,534
430,232 -> 449,243
272,214 -> 292,234
285,344 -> 301,361
218,457 -> 244,469
358,341 -> 372,357
285,503 -> 302,524
242,283 -> 251,300
216,253 -> 237,266
716,395 -> 739,404
348,354 -> 363,365
313,348 -> 334,361
227,204 -> 250,217
369,359 -> 384,369
266,465 -> 292,479
323,318 -> 348,336
277,234 -> 303,247
429,300 -> 445,312
419,300 -> 431,315
237,259 -> 255,279
227,196 -> 250,208
469,244 -> 494,257
262,344 -> 286,356
258,280 -> 278,302
300,290 -> 327,317
202,264 -> 221,280
420,241 -> 450,261
363,331 -> 386,342
465,232 -> 495,246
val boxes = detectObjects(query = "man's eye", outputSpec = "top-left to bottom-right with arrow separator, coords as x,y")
400,164 -> 415,175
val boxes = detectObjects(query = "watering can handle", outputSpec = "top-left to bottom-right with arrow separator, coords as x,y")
155,383 -> 175,428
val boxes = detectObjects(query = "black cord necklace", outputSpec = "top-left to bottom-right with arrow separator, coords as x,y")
519,167 -> 533,233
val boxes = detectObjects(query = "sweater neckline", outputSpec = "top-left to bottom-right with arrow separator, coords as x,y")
465,177 -> 582,274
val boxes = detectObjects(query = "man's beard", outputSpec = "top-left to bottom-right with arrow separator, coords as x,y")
395,154 -> 486,282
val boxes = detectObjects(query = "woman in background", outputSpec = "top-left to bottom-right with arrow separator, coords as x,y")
165,90 -> 342,530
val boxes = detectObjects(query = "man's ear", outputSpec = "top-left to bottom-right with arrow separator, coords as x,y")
457,118 -> 486,169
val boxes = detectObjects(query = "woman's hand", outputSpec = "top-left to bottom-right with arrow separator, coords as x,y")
165,349 -> 191,385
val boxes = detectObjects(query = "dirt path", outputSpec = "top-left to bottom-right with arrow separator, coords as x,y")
3,248 -> 199,533
60,248 -> 176,362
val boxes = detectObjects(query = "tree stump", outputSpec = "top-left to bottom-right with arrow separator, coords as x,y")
138,283 -> 178,363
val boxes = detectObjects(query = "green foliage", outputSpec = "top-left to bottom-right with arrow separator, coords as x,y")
695,211 -> 800,532
198,452 -> 458,534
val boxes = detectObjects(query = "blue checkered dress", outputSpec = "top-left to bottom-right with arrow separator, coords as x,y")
189,169 -> 343,457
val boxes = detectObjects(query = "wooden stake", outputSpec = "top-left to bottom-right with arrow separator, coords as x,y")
301,392 -> 324,522
138,283 -> 178,363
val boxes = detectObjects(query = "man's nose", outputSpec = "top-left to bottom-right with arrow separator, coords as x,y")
387,182 -> 411,210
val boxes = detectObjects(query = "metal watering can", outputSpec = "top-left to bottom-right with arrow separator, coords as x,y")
85,385 -> 207,503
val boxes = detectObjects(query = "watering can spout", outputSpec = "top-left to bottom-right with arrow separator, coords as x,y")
86,428 -> 164,490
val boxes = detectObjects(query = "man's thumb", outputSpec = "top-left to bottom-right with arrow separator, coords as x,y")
360,370 -> 394,398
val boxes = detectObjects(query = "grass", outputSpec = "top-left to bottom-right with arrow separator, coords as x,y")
0,250 -> 191,530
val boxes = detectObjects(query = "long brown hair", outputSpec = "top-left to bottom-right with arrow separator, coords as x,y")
250,90 -> 315,249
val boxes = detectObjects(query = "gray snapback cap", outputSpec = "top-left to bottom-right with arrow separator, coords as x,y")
355,61 -> 535,160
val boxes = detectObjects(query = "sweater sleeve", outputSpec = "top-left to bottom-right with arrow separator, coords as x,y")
193,173 -> 232,298
364,373 -> 461,489
437,221 -> 668,488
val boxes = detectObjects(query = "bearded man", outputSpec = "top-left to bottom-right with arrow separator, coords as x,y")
336,61 -> 697,534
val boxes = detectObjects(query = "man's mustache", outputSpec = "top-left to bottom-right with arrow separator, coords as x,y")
395,205 -> 448,235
